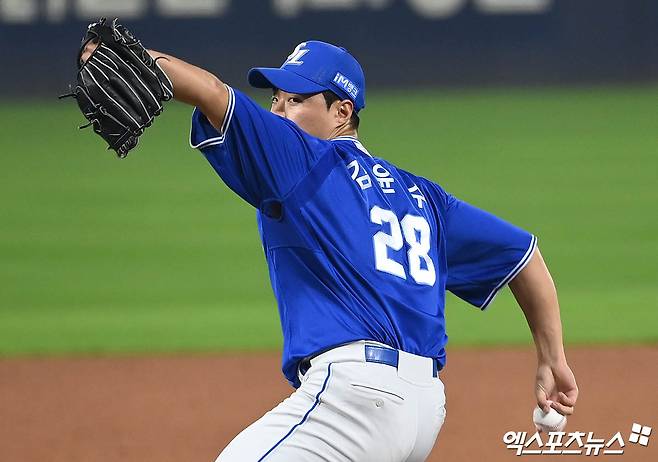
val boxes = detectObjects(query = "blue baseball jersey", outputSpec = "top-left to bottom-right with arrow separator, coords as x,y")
191,87 -> 537,387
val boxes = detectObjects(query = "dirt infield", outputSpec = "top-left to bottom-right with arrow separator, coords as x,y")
1,346 -> 656,462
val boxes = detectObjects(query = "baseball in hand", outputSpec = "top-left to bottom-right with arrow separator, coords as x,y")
533,404 -> 567,432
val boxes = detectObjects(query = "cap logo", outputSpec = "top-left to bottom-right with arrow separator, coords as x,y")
333,72 -> 359,99
284,42 -> 309,66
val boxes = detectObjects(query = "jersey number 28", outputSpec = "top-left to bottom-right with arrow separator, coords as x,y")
370,206 -> 436,286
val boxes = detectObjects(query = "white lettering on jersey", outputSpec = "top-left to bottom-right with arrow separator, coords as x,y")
347,160 -> 373,190
372,164 -> 395,194
370,206 -> 406,280
408,184 -> 427,209
400,214 -> 436,285
370,206 -> 436,286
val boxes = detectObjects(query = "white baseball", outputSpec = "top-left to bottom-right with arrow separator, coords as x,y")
533,405 -> 567,432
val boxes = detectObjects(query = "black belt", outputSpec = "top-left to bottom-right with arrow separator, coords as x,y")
299,344 -> 442,377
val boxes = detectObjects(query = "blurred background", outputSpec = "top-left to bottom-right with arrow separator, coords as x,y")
0,0 -> 656,356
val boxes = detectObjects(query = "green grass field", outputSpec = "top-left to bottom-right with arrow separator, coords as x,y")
1,85 -> 657,356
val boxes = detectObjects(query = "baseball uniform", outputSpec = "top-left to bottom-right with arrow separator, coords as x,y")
190,42 -> 536,461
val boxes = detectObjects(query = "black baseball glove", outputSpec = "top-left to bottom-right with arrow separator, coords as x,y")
60,18 -> 173,158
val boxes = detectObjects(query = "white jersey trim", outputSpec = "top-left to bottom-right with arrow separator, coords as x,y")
331,136 -> 358,141
331,136 -> 372,157
189,84 -> 236,149
479,235 -> 538,310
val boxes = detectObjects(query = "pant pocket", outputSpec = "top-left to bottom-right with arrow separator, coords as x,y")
350,382 -> 405,402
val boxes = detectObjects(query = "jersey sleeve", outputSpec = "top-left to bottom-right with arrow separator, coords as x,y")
444,198 -> 537,309
419,178 -> 537,309
189,86 -> 332,208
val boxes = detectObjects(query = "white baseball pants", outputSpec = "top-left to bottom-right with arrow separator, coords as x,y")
215,341 -> 446,462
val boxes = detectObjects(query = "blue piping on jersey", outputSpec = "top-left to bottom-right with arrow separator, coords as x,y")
258,363 -> 334,461
480,234 -> 538,310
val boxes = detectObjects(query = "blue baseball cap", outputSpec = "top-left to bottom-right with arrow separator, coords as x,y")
248,40 -> 366,112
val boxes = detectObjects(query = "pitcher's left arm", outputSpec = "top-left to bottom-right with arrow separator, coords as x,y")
509,248 -> 579,416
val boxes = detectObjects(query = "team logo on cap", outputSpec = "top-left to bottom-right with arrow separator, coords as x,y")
333,72 -> 359,99
284,42 -> 309,66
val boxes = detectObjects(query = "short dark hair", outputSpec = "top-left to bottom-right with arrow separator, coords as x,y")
321,91 -> 360,130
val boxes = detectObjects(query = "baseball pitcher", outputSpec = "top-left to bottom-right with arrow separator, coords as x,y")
66,19 -> 578,461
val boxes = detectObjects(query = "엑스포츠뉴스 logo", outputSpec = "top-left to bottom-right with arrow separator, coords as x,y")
502,422 -> 652,456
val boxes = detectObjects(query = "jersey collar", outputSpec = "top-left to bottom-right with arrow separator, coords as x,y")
330,135 -> 359,142
331,136 -> 372,157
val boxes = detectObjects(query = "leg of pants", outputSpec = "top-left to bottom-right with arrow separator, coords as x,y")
215,345 -> 446,462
